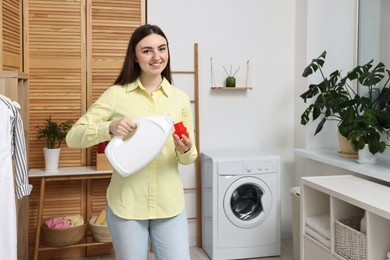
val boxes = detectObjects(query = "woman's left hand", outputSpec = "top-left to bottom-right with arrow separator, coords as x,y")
173,133 -> 192,153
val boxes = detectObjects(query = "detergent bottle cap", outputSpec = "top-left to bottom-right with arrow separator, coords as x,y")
174,122 -> 188,138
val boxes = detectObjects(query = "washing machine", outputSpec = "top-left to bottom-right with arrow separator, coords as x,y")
201,149 -> 280,260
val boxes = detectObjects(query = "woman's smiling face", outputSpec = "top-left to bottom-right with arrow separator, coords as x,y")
135,33 -> 169,77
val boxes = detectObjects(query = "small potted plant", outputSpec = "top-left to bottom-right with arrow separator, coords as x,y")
300,51 -> 390,162
223,65 -> 240,87
36,115 -> 73,172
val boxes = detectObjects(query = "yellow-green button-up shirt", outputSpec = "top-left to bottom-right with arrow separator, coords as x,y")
66,77 -> 198,219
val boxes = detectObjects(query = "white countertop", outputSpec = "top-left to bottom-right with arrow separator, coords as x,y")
302,175 -> 390,220
29,166 -> 112,177
295,148 -> 390,183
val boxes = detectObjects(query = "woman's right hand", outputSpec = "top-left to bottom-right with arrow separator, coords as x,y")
109,118 -> 137,136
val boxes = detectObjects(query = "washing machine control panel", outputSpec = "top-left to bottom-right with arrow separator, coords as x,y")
217,156 -> 279,176
243,159 -> 277,174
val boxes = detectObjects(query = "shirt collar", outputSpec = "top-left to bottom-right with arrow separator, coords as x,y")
126,77 -> 172,96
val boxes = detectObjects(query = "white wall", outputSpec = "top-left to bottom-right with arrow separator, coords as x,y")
296,0 -> 358,150
148,0 -> 359,245
148,0 -> 295,241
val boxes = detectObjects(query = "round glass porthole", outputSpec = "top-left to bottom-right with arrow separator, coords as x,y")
224,177 -> 272,228
231,183 -> 263,221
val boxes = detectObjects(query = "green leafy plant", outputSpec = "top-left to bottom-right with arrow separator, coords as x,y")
300,51 -> 390,155
36,115 -> 73,149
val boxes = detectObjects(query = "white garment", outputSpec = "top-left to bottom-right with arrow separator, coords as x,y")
0,95 -> 32,260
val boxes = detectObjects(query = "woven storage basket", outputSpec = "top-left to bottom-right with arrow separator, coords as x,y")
89,216 -> 112,242
41,222 -> 88,247
335,216 -> 366,260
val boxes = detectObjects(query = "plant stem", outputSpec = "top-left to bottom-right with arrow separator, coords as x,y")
223,66 -> 229,77
233,67 -> 240,77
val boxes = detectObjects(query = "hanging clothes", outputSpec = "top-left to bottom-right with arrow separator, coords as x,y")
0,94 -> 32,260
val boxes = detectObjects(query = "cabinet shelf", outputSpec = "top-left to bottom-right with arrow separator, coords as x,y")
38,240 -> 111,252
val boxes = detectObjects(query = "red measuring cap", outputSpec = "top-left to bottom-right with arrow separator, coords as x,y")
174,122 -> 188,138
97,141 -> 109,153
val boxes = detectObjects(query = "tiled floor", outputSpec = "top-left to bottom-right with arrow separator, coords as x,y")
63,238 -> 294,260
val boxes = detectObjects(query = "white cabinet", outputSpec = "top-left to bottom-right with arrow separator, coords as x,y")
301,175 -> 390,260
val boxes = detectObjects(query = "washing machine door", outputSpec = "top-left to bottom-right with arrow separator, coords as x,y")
223,176 -> 272,228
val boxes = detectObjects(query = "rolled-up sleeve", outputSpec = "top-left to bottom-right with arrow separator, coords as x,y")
176,145 -> 198,164
66,87 -> 114,148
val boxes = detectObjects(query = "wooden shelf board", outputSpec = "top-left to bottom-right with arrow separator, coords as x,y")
211,86 -> 252,90
38,241 -> 111,251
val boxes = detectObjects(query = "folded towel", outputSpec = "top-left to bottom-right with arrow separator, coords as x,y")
43,217 -> 70,229
306,225 -> 331,248
306,214 -> 330,239
67,215 -> 84,227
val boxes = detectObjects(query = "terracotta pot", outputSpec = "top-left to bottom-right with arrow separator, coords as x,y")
337,132 -> 357,158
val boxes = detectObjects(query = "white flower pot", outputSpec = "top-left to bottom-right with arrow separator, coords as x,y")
357,145 -> 377,164
43,148 -> 61,172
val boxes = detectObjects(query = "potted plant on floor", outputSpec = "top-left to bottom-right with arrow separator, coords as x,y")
300,51 -> 390,162
36,115 -> 73,172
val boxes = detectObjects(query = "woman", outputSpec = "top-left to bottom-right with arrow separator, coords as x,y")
66,24 -> 198,260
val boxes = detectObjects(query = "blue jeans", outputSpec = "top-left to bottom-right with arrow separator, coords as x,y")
106,204 -> 190,260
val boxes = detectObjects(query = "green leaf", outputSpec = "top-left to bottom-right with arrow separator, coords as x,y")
300,84 -> 320,102
302,51 -> 326,77
314,118 -> 326,135
359,62 -> 385,86
376,110 -> 390,128
36,115 -> 74,149
346,60 -> 372,81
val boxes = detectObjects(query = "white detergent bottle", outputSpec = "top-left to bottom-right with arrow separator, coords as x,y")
105,114 -> 175,177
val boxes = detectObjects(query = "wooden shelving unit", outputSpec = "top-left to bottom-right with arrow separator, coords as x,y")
29,167 -> 113,260
301,175 -> 390,260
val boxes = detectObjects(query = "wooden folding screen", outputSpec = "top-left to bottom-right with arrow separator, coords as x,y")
1,0 -> 23,71
24,0 -> 145,169
24,0 -> 87,168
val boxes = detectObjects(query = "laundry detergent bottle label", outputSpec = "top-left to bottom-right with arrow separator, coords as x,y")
105,114 -> 175,177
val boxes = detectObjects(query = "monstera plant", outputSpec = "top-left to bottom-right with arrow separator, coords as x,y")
300,51 -> 390,155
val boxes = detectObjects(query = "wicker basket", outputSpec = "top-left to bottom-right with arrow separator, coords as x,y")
89,216 -> 112,242
335,216 -> 366,260
41,222 -> 88,247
